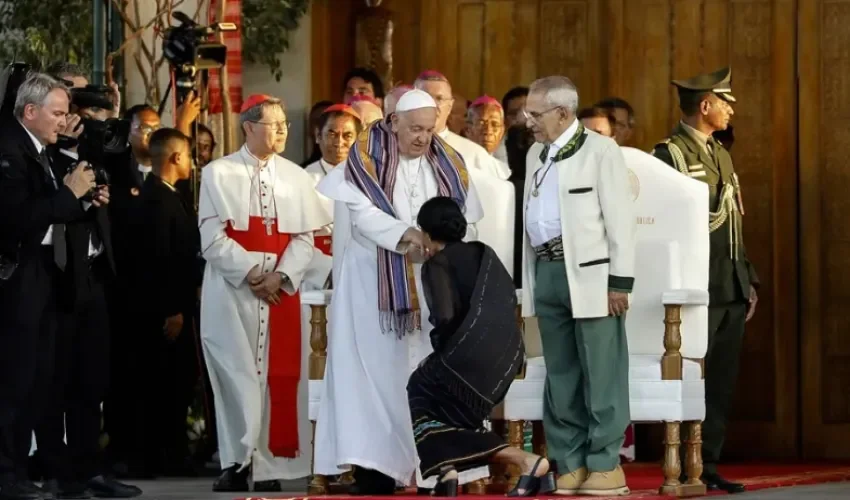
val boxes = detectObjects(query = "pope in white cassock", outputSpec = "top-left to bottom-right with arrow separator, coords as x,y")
198,94 -> 332,492
314,90 -> 486,494
414,71 -> 511,181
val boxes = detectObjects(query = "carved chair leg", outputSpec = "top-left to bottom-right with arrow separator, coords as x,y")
506,420 -> 525,488
684,421 -> 706,494
464,479 -> 488,495
531,420 -> 546,458
307,421 -> 329,495
658,421 -> 681,495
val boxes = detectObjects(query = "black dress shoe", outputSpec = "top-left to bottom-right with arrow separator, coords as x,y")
85,476 -> 141,498
212,465 -> 249,493
349,468 -> 395,496
703,473 -> 745,494
253,480 -> 281,492
0,481 -> 44,500
42,480 -> 91,499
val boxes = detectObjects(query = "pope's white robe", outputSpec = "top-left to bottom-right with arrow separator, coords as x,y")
314,155 -> 488,487
199,146 -> 331,481
439,129 -> 511,180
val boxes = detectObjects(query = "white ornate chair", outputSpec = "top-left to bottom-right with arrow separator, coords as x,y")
467,169 -> 515,276
492,147 -> 711,496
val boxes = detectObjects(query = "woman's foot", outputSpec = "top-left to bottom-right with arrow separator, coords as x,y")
432,466 -> 458,497
507,456 -> 555,497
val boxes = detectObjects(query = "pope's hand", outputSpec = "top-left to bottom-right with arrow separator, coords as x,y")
399,227 -> 425,254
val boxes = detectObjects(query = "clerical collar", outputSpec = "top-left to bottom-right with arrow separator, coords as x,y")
318,158 -> 335,175
679,120 -> 711,148
243,144 -> 274,167
547,118 -> 579,152
19,120 -> 44,154
138,164 -> 152,173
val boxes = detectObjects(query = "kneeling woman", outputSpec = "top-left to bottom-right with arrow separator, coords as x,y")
408,197 -> 554,497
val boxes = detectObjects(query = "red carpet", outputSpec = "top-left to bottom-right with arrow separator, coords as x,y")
239,462 -> 850,499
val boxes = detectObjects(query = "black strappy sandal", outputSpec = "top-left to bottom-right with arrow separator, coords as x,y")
432,466 -> 458,497
507,457 -> 556,497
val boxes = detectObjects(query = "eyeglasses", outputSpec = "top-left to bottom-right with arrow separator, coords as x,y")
250,120 -> 291,132
522,106 -> 562,122
135,124 -> 162,135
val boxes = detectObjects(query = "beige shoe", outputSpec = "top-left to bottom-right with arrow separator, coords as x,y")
554,466 -> 587,495
576,465 -> 630,496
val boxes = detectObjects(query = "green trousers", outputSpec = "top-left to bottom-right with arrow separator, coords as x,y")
534,260 -> 630,474
696,303 -> 746,476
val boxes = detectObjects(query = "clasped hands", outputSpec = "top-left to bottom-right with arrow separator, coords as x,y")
247,265 -> 284,305
399,227 -> 439,262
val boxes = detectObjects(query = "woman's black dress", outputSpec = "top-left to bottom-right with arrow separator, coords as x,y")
407,241 -> 524,479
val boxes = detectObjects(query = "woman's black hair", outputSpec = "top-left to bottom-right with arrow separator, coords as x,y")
417,196 -> 467,244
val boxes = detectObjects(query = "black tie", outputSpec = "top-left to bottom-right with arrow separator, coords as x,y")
38,150 -> 67,270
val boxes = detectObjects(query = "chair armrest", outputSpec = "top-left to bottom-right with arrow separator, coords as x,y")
302,290 -> 333,306
662,289 -> 709,306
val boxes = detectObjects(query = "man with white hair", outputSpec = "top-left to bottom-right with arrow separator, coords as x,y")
522,76 -> 635,496
198,94 -> 331,493
348,95 -> 384,126
314,89 -> 484,494
383,84 -> 413,115
414,71 -> 510,180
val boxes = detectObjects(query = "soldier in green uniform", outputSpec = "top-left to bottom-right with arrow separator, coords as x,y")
652,67 -> 758,494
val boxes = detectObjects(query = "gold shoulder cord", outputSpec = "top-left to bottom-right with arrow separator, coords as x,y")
666,142 -> 689,175
669,142 -> 740,260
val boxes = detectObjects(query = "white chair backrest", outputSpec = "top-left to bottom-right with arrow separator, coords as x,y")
468,168 -> 515,277
621,147 -> 710,359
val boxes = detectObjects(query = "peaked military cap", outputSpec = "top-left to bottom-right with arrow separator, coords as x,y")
672,66 -> 735,103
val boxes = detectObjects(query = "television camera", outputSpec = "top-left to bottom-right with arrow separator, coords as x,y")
162,11 -> 237,104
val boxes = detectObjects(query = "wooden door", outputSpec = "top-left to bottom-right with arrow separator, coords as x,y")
310,0 -> 801,458
799,0 -> 850,459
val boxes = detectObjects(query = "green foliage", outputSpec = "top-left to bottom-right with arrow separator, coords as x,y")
241,0 -> 310,82
0,0 -> 94,70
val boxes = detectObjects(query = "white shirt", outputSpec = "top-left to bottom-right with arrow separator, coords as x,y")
138,164 -> 152,181
525,119 -> 579,247
493,137 -> 508,163
21,123 -> 58,246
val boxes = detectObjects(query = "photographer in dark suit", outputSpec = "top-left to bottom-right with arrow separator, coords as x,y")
32,73 -> 141,499
0,73 -> 100,500
126,129 -> 202,476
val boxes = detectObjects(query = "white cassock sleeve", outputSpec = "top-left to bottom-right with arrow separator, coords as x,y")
276,232 -> 316,295
462,174 -> 484,242
318,173 -> 410,253
200,217 -> 260,289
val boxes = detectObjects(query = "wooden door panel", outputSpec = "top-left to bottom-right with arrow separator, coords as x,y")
799,0 -> 850,459
311,0 -> 801,458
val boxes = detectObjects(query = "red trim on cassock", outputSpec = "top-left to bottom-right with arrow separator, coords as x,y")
315,235 -> 332,256
225,216 -> 300,458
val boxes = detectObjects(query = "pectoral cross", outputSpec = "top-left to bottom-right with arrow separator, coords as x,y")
263,217 -> 275,236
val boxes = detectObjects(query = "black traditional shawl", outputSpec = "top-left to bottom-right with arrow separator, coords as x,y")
420,242 -> 524,418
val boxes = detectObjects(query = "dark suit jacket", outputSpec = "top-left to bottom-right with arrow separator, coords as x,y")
128,174 -> 202,321
0,119 -> 85,398
49,149 -> 116,308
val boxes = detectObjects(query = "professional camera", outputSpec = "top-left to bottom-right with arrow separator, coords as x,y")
162,11 -> 237,103
62,85 -> 131,197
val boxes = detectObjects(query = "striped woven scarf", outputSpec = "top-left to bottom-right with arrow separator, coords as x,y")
345,118 -> 469,335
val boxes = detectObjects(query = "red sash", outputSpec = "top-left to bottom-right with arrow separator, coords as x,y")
225,216 -> 300,458
315,234 -> 332,256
